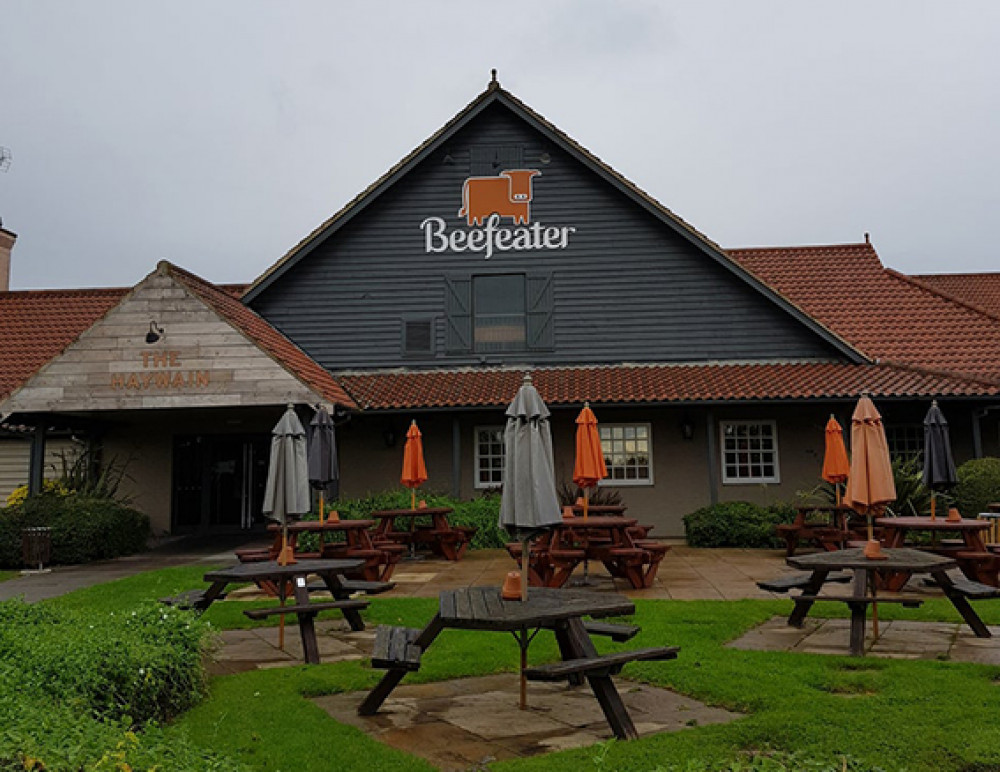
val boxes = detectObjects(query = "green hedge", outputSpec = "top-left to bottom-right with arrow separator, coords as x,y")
683,500 -> 796,548
0,599 -> 242,770
953,457 -> 1000,517
0,494 -> 150,569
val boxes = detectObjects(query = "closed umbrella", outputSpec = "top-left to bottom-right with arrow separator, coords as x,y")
843,394 -> 896,640
401,420 -> 428,511
308,406 -> 340,524
844,395 -> 896,558
821,415 -> 850,507
573,402 -> 608,584
498,374 -> 562,709
573,402 -> 608,520
923,400 -> 957,521
263,404 -> 311,650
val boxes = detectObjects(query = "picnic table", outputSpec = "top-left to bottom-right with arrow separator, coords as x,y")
196,558 -> 368,665
875,516 -> 997,588
358,586 -> 679,740
782,547 -> 995,656
774,505 -> 860,556
506,516 -> 669,589
371,507 -> 475,561
257,520 -> 404,582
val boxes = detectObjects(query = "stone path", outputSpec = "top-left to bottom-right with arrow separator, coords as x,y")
729,616 -> 1000,663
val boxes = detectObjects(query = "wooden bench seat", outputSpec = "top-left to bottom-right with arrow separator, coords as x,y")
583,621 -> 640,642
945,577 -> 1000,599
242,599 -> 369,620
234,547 -> 273,563
159,588 -> 224,610
793,595 -> 923,608
524,646 -> 679,681
371,625 -> 424,671
757,571 -> 851,593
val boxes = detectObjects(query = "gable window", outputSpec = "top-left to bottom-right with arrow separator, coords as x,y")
474,426 -> 505,488
474,274 -> 526,352
445,273 -> 552,354
599,423 -> 653,485
721,420 -> 780,484
402,317 -> 434,356
886,425 -> 923,463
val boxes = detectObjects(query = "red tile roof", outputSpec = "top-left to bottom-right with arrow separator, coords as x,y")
727,243 -> 1000,386
0,287 -> 128,400
337,361 -> 997,411
909,272 -> 1000,319
164,263 -> 357,409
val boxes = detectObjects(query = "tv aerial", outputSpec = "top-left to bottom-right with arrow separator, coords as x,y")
0,147 -> 10,172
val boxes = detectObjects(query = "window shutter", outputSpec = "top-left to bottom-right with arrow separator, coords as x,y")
526,273 -> 554,350
444,275 -> 472,352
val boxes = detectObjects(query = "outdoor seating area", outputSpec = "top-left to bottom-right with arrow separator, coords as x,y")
506,513 -> 670,589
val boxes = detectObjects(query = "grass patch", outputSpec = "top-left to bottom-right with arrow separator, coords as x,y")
0,570 -> 18,583
34,566 -> 1000,771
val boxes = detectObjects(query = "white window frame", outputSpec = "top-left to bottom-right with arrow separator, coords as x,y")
599,422 -> 654,487
473,425 -> 505,489
720,419 -> 781,485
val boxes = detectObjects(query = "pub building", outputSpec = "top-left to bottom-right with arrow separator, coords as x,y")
1,75 -> 998,541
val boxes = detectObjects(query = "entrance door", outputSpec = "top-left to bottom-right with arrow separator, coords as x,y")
172,434 -> 268,533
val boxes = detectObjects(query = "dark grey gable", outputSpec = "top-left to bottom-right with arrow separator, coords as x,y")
247,85 -> 863,371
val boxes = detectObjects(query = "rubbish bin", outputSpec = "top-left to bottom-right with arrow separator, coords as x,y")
21,527 -> 52,572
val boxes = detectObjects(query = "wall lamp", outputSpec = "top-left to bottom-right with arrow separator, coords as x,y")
145,321 -> 164,344
680,418 -> 695,441
382,426 -> 398,448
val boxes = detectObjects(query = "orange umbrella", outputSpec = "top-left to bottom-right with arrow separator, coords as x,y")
401,420 -> 428,510
573,402 -> 607,521
844,395 -> 896,559
821,415 -> 850,506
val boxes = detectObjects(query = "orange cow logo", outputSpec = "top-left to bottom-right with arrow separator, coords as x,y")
458,169 -> 540,227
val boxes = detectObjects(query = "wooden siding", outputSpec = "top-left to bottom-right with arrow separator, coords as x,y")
251,102 -> 844,370
2,269 -> 325,414
0,438 -> 79,500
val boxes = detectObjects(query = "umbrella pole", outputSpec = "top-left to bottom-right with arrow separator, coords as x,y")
411,488 -> 416,511
870,572 -> 879,641
319,492 -> 325,525
521,538 -> 529,601
930,492 -> 936,521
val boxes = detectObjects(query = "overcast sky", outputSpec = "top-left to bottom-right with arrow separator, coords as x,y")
1,1 -> 997,290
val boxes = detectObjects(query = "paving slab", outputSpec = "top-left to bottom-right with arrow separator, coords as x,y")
314,673 -> 743,770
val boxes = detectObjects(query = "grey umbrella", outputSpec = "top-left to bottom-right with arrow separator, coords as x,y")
499,374 -> 562,600
923,400 -> 958,520
498,374 -> 562,710
263,404 -> 311,563
308,405 -> 340,523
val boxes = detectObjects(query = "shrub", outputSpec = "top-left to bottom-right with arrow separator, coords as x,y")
0,599 -> 241,770
885,457 -> 932,517
556,481 -> 623,507
953,457 -> 1000,517
683,501 -> 794,548
0,494 -> 150,568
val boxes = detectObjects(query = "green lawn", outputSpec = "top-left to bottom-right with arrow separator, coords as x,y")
40,568 -> 1000,771
0,570 -> 18,583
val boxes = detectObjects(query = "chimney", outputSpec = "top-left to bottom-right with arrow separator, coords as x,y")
0,227 -> 15,292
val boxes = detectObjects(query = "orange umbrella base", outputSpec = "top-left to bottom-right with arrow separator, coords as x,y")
863,540 -> 888,560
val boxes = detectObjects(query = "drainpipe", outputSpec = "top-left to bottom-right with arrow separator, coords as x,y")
28,423 -> 46,497
451,416 -> 461,499
972,405 -> 1000,459
705,410 -> 719,506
